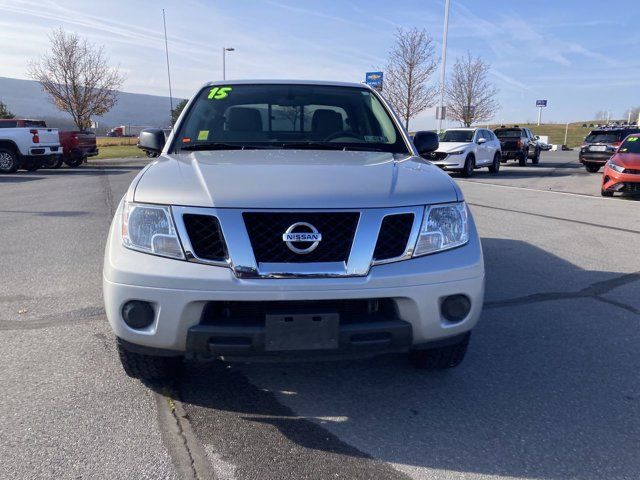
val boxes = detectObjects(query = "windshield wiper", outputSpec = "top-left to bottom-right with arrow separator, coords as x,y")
180,142 -> 269,151
279,142 -> 385,152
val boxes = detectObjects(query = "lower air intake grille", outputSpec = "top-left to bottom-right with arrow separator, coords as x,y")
182,214 -> 228,261
373,213 -> 415,261
622,182 -> 640,193
243,212 -> 359,263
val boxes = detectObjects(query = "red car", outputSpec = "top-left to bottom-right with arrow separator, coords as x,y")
601,134 -> 640,197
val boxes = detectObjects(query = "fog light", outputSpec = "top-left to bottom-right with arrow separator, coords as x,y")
122,300 -> 155,329
441,295 -> 471,323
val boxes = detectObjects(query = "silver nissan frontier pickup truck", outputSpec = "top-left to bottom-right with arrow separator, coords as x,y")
103,80 -> 485,381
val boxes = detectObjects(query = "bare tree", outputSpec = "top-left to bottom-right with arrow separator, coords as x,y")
384,28 -> 438,130
0,100 -> 14,119
280,106 -> 301,129
27,28 -> 125,130
594,110 -> 607,121
445,52 -> 499,127
625,106 -> 640,123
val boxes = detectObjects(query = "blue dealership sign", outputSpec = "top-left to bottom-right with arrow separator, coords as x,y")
366,71 -> 383,91
536,100 -> 548,107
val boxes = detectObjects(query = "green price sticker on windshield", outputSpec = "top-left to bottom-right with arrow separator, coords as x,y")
208,86 -> 232,100
627,137 -> 639,142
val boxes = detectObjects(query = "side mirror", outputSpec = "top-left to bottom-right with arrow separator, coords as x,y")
138,128 -> 166,154
477,137 -> 487,144
413,131 -> 439,155
534,135 -> 540,140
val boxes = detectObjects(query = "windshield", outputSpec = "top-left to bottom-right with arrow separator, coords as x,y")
439,130 -> 474,143
585,131 -> 622,144
494,129 -> 522,138
173,84 -> 407,153
618,136 -> 640,154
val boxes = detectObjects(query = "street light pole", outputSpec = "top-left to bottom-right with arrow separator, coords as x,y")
437,0 -> 451,132
222,47 -> 235,81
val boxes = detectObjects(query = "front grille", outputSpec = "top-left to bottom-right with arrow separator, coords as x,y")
182,214 -> 228,261
622,182 -> 640,193
373,213 -> 414,261
200,299 -> 397,326
624,169 -> 640,175
243,212 -> 359,263
426,151 -> 448,161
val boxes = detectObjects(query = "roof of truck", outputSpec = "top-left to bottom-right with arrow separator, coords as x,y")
203,79 -> 370,89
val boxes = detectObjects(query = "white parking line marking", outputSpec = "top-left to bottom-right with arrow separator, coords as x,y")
456,180 -> 615,200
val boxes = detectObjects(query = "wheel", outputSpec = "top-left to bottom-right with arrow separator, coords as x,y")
409,332 -> 471,370
518,150 -> 527,166
488,152 -> 501,174
41,155 -> 62,169
601,189 -> 614,197
64,155 -> 85,168
585,163 -> 600,173
117,338 -> 182,381
531,148 -> 540,165
460,155 -> 475,177
0,148 -> 19,173
146,151 -> 158,158
23,160 -> 40,171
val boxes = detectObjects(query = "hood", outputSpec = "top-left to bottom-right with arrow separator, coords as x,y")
613,152 -> 640,167
133,150 -> 460,208
436,142 -> 471,153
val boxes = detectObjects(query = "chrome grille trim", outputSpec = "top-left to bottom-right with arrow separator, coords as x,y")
172,206 -> 424,278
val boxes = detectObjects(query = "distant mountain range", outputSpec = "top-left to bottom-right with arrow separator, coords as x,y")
0,76 -> 183,133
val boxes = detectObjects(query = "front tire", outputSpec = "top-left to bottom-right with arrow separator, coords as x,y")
585,163 -> 600,173
488,152 -> 501,174
601,189 -> 614,197
117,338 -> 183,381
460,155 -> 475,178
0,148 -> 19,173
409,332 -> 471,370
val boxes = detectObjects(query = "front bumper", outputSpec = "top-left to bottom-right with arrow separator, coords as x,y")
602,167 -> 640,193
103,208 -> 485,357
431,154 -> 465,169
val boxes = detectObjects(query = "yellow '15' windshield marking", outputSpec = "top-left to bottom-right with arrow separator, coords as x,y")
208,87 -> 232,100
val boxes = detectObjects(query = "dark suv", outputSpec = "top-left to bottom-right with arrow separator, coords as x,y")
493,126 -> 540,166
580,127 -> 640,172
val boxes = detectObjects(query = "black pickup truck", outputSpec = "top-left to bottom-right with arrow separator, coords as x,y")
493,126 -> 541,166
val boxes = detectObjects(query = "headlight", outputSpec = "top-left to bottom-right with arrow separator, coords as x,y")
413,202 -> 469,256
607,161 -> 625,173
448,150 -> 465,155
121,202 -> 184,259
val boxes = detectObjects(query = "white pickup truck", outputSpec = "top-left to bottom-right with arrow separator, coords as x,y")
0,119 -> 63,173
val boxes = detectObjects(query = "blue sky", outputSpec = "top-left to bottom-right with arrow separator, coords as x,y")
0,0 -> 638,129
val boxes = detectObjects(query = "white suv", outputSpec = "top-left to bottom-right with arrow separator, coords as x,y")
424,128 -> 502,177
103,81 -> 485,381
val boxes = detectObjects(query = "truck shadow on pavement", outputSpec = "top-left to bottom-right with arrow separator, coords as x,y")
173,238 -> 639,479
449,160 -> 581,180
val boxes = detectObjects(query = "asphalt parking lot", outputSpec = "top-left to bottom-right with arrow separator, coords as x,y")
1,150 -> 638,480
